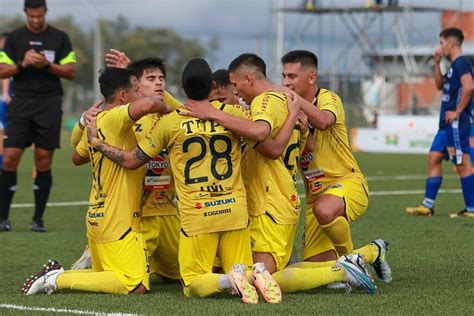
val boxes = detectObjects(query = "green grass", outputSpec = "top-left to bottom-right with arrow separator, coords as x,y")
1,136 -> 473,315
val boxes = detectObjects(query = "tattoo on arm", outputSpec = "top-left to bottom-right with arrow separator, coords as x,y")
94,141 -> 126,166
134,148 -> 150,165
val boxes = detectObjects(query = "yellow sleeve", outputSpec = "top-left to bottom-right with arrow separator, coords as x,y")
75,130 -> 89,158
103,104 -> 136,139
137,113 -> 172,158
318,90 -> 341,120
223,103 -> 251,120
164,91 -> 182,111
70,122 -> 84,147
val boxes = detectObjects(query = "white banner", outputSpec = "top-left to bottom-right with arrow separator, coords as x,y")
351,115 -> 439,154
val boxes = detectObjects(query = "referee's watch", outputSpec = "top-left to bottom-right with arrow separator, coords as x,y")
16,61 -> 25,73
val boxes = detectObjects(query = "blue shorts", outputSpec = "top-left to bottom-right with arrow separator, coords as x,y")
430,129 -> 448,159
445,121 -> 470,165
0,100 -> 6,129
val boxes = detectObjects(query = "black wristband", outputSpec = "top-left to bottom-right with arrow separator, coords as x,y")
16,61 -> 24,73
45,62 -> 51,70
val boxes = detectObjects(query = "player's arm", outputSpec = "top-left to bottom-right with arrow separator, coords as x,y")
71,101 -> 103,147
445,73 -> 473,123
254,93 -> 301,159
433,48 -> 444,90
297,93 -> 335,131
128,96 -> 171,120
72,150 -> 89,165
46,62 -> 75,80
181,100 -> 271,142
0,50 -> 23,78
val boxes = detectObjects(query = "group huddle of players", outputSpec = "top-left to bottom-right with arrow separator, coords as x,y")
22,49 -> 391,303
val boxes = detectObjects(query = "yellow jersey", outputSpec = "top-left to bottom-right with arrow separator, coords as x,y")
75,104 -> 145,243
299,88 -> 367,204
138,101 -> 249,236
164,90 -> 182,110
244,91 -> 305,225
134,114 -> 178,217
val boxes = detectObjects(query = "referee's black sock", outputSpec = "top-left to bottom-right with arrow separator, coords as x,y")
0,170 -> 17,221
33,170 -> 52,222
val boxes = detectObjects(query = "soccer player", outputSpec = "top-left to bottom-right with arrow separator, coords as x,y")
0,0 -> 77,232
210,69 -> 239,105
85,58 -> 266,303
129,57 -> 181,282
22,67 -> 170,295
270,50 -> 391,283
406,28 -> 474,218
182,53 -> 378,295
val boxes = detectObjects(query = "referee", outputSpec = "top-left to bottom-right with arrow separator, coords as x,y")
0,0 -> 76,232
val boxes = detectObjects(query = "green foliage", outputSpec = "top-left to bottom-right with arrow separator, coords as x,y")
0,139 -> 472,314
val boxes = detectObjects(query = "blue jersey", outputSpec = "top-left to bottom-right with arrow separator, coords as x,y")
440,55 -> 473,128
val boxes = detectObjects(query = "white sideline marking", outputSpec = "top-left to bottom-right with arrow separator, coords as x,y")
0,303 -> 139,316
296,174 -> 458,184
10,187 -> 462,208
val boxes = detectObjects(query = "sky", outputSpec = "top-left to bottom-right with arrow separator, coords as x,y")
1,0 -> 473,80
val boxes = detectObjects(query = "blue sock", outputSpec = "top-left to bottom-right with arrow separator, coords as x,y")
460,174 -> 474,212
422,177 -> 442,209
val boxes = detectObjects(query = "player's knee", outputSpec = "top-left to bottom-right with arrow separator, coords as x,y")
34,156 -> 53,171
312,203 -> 340,225
2,153 -> 21,170
130,283 -> 147,294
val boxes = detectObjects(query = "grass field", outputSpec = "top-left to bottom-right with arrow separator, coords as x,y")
1,135 -> 473,315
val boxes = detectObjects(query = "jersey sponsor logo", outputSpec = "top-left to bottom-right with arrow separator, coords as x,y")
203,208 -> 232,217
144,175 -> 171,190
133,211 -> 141,218
88,211 -> 104,218
311,182 -> 322,192
146,156 -> 168,174
204,197 -> 236,208
300,152 -> 315,169
303,168 -> 325,183
29,41 -> 43,46
290,194 -> 298,202
195,202 -> 203,209
134,123 -> 143,132
331,184 -> 343,189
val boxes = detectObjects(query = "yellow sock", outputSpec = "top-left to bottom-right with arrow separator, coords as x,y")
56,270 -> 128,294
287,261 -> 336,269
272,266 -> 345,293
320,216 -> 353,255
183,273 -> 222,297
354,243 -> 379,264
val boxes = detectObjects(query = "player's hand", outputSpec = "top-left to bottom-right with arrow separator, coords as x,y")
82,100 -> 103,126
297,111 -> 309,133
30,51 -> 50,69
105,49 -> 131,69
3,93 -> 11,104
285,91 -> 301,115
86,117 -> 99,147
180,100 -> 218,120
445,111 -> 459,124
434,47 -> 443,64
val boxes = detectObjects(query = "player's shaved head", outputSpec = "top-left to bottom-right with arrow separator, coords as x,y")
182,58 -> 212,101
130,57 -> 166,79
228,53 -> 266,79
281,50 -> 318,70
439,28 -> 464,46
98,67 -> 135,103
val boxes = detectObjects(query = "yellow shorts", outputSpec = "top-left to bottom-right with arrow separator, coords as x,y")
303,177 -> 369,260
179,228 -> 252,287
249,214 -> 297,271
88,230 -> 150,292
141,215 -> 180,280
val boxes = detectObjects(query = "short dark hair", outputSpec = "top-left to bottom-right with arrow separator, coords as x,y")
228,53 -> 266,77
181,58 -> 212,101
98,67 -> 135,103
24,0 -> 47,10
281,50 -> 318,69
439,27 -> 464,45
130,57 -> 166,80
212,69 -> 231,88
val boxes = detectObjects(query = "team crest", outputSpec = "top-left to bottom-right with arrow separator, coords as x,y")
447,67 -> 453,78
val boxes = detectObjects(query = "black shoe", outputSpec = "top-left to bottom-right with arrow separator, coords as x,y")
0,220 -> 11,232
31,220 -> 48,232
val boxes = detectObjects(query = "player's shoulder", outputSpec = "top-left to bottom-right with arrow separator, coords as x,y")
9,26 -> 27,37
317,88 -> 341,103
262,90 -> 286,103
212,100 -> 250,118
